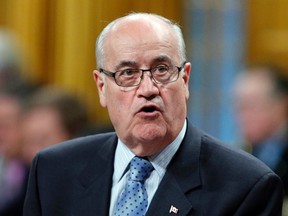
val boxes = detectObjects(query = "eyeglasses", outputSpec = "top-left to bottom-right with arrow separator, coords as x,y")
99,62 -> 186,87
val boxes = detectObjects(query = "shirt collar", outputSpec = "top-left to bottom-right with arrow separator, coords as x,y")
113,120 -> 187,183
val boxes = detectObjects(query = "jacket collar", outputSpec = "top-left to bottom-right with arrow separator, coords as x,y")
73,133 -> 117,216
146,121 -> 202,215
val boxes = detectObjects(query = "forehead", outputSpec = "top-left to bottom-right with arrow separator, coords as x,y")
103,17 -> 179,66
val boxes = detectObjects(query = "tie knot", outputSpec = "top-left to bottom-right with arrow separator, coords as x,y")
129,156 -> 154,182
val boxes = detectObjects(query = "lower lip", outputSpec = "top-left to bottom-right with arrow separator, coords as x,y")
136,110 -> 161,118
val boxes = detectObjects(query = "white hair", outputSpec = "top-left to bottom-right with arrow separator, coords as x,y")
95,13 -> 186,69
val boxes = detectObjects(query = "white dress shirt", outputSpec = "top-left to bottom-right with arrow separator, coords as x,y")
109,120 -> 187,215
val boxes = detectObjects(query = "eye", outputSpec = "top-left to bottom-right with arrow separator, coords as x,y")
155,65 -> 169,74
119,69 -> 137,77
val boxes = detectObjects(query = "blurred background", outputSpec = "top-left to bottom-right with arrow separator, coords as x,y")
0,0 -> 288,144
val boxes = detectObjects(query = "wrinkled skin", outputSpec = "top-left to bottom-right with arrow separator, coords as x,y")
94,17 -> 191,156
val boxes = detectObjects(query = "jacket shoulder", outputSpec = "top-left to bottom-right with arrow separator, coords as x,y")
36,132 -> 117,164
201,133 -> 276,181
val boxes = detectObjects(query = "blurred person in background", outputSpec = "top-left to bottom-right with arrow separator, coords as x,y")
0,85 -> 92,215
0,30 -> 35,93
0,90 -> 29,216
234,64 -> 288,195
0,30 -> 37,216
20,86 -> 91,165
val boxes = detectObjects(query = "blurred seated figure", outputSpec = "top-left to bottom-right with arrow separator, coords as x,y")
0,29 -> 38,216
1,86 -> 93,215
0,30 -> 35,94
20,86 -> 91,164
0,90 -> 28,216
233,64 -> 288,195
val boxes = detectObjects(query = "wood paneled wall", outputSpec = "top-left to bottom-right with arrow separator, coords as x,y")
247,0 -> 288,71
0,0 -> 183,125
2,0 -> 286,125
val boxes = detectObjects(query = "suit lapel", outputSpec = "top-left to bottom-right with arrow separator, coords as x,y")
73,134 -> 117,216
146,122 -> 203,216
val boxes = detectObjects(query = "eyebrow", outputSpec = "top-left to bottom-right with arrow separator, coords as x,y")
115,61 -> 138,71
114,55 -> 173,71
150,55 -> 172,66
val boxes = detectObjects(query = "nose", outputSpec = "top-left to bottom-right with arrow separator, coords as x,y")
137,72 -> 159,98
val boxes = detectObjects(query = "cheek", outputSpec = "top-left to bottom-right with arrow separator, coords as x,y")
163,87 -> 187,114
105,90 -> 132,123
185,85 -> 190,101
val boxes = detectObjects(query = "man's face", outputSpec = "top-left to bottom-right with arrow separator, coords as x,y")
21,107 -> 70,163
234,73 -> 287,144
93,18 -> 190,156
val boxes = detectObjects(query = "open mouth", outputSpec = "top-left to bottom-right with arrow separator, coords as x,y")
141,106 -> 157,113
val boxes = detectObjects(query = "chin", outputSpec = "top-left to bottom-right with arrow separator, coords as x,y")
134,123 -> 167,143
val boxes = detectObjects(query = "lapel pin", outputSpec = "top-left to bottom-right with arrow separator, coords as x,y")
169,205 -> 179,214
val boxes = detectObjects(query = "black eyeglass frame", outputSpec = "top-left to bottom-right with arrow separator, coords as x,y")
99,61 -> 187,87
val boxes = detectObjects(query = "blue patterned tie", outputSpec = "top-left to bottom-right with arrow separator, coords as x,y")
113,156 -> 154,216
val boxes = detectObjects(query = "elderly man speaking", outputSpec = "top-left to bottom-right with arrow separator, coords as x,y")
23,13 -> 283,216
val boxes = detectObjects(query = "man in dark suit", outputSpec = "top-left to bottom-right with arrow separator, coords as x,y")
23,13 -> 283,215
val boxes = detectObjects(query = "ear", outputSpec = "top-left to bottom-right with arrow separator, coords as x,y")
93,70 -> 107,107
182,62 -> 191,100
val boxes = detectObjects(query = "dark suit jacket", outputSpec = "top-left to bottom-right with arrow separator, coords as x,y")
277,143 -> 288,196
23,121 -> 283,216
251,131 -> 288,196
